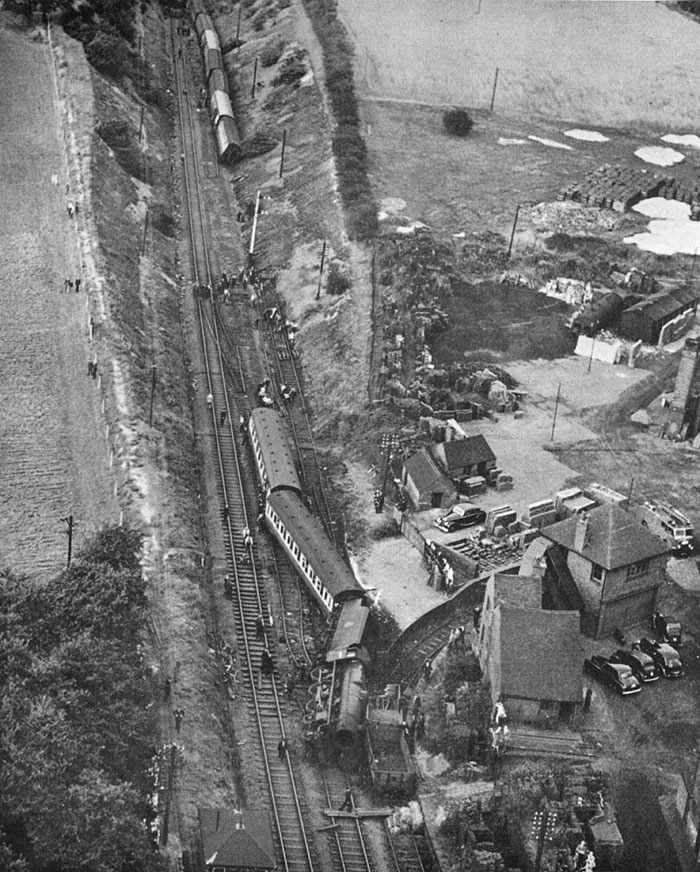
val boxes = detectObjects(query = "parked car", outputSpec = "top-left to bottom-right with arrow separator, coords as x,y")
584,655 -> 642,696
636,638 -> 684,678
651,611 -> 682,647
433,503 -> 486,533
610,648 -> 659,683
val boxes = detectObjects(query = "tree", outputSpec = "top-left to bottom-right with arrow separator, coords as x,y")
443,108 -> 474,137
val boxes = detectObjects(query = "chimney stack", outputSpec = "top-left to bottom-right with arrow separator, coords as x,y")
574,513 -> 589,552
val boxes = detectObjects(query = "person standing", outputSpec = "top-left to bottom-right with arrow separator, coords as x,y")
277,738 -> 287,761
338,788 -> 353,812
75,277 -> 81,293
220,409 -> 227,427
174,707 -> 184,733
206,392 -> 213,410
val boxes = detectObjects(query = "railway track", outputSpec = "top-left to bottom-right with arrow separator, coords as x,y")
257,289 -> 342,551
173,16 -> 434,872
173,24 -> 318,872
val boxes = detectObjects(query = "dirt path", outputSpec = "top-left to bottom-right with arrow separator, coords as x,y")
0,19 -> 117,577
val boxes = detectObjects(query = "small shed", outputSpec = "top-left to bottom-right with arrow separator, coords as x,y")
199,808 -> 276,872
619,286 -> 698,346
431,434 -> 496,481
401,448 -> 455,510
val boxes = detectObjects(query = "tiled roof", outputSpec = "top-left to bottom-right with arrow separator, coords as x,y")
541,503 -> 669,570
434,435 -> 496,471
200,808 -> 275,870
403,448 -> 448,492
499,606 -> 583,702
492,572 -> 542,609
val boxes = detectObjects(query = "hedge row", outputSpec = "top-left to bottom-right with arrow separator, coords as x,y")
300,0 -> 378,240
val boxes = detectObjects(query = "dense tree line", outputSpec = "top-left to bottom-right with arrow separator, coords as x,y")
0,528 -> 165,872
17,0 -> 143,79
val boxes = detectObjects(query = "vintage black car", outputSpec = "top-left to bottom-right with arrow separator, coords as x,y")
584,655 -> 642,696
610,648 -> 659,683
433,503 -> 486,533
651,611 -> 682,647
637,638 -> 684,678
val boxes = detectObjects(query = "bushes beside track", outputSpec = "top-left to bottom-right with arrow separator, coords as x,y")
0,527 -> 165,872
299,0 -> 378,241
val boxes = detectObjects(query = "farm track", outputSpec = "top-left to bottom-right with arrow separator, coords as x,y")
173,24 -> 318,872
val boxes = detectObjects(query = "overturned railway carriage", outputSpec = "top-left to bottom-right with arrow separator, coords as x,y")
266,490 -> 364,613
249,408 -> 302,496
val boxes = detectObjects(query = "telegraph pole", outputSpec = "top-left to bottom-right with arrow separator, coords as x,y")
550,382 -> 562,441
60,514 -> 76,568
316,240 -> 326,301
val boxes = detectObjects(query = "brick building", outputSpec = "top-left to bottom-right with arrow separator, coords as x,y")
541,504 -> 670,638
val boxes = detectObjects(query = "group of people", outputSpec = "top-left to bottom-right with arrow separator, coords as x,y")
488,699 -> 510,757
63,276 -> 81,293
424,540 -> 456,594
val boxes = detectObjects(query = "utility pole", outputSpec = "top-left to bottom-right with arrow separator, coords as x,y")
587,334 -> 596,372
627,476 -> 635,508
248,190 -> 262,262
506,203 -> 520,259
279,128 -> 287,179
489,66 -> 499,112
60,514 -> 75,568
235,2 -> 242,42
149,365 -> 157,427
531,810 -> 558,872
316,240 -> 327,301
142,209 -> 149,256
550,382 -> 561,441
138,106 -> 145,142
376,433 -> 399,513
251,57 -> 258,100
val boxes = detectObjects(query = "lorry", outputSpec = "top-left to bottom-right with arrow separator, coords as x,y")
632,500 -> 695,556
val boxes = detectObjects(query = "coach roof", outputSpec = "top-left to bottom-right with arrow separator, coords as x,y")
250,408 -> 301,494
267,490 -> 363,600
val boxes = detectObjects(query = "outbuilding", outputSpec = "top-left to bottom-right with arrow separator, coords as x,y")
199,808 -> 276,872
401,448 -> 456,510
619,286 -> 698,346
430,434 -> 496,483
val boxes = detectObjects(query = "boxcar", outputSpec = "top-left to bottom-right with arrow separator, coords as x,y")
201,28 -> 220,52
215,116 -> 242,165
204,47 -> 223,80
209,89 -> 234,127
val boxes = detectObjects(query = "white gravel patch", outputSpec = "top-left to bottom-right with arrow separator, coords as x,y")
528,135 -> 573,150
632,197 -> 690,220
498,137 -> 527,145
634,145 -> 685,166
563,129 -> 609,142
624,198 -> 700,255
661,133 -> 700,149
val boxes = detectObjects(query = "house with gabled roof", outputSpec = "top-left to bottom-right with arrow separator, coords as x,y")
431,434 -> 496,482
541,503 -> 670,639
472,573 -> 583,726
199,808 -> 276,872
401,447 -> 456,510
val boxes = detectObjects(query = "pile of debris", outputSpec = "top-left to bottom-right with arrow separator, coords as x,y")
557,163 -> 673,212
528,200 -> 620,234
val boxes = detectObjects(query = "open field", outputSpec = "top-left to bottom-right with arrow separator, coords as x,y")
340,0 -> 700,130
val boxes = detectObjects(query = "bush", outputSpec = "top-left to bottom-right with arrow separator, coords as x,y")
85,30 -> 132,78
326,261 -> 351,296
260,37 -> 284,67
443,107 -> 474,137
